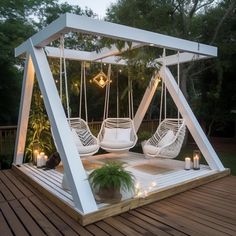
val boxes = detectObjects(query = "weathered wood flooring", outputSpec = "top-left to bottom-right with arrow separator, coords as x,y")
0,169 -> 235,236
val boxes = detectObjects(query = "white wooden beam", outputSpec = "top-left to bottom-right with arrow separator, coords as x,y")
27,39 -> 98,213
14,54 -> 35,165
159,66 -> 224,171
155,52 -> 209,66
15,13 -> 217,57
133,72 -> 160,131
45,46 -> 126,65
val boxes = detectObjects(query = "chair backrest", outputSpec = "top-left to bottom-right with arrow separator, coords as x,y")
149,119 -> 185,146
69,118 -> 97,146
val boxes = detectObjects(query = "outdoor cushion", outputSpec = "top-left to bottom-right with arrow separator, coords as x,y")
103,128 -> 118,141
117,128 -> 131,142
71,128 -> 83,146
158,130 -> 175,147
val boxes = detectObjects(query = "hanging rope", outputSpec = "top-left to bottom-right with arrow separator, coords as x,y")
163,48 -> 167,119
79,62 -> 83,119
59,35 -> 63,100
117,70 -> 119,118
128,68 -> 134,119
103,64 -> 111,120
177,51 -> 180,125
59,35 -> 70,124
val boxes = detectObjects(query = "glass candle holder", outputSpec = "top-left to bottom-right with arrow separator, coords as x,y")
193,150 -> 201,170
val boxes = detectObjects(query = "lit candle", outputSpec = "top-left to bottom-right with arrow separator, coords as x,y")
185,157 -> 191,170
193,155 -> 200,170
33,150 -> 39,165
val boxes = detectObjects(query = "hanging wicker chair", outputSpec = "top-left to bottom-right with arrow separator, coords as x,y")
98,118 -> 138,153
69,118 -> 99,157
142,118 -> 186,158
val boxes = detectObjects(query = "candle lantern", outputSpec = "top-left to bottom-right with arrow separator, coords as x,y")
37,152 -> 45,168
193,149 -> 201,170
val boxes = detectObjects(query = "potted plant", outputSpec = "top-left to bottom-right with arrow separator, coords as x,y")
88,162 -> 135,203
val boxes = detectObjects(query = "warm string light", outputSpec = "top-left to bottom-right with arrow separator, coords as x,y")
134,181 -> 157,198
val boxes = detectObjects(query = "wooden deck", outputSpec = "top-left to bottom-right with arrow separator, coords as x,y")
11,152 -> 230,225
0,168 -> 235,235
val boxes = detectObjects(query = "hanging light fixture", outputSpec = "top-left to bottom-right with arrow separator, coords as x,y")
92,62 -> 110,88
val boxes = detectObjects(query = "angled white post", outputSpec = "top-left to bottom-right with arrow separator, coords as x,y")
159,66 -> 224,171
26,39 -> 97,213
14,54 -> 35,165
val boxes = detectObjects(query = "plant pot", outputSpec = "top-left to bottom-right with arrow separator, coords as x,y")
96,187 -> 122,203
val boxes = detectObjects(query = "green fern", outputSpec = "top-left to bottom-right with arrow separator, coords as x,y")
88,162 -> 135,192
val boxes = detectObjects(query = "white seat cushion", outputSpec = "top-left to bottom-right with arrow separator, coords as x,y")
103,128 -> 118,141
117,128 -> 131,142
158,130 -> 175,147
77,144 -> 99,154
100,140 -> 133,149
71,128 -> 83,146
143,144 -> 160,156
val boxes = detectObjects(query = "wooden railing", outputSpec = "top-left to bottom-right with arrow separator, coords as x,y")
0,126 -> 17,157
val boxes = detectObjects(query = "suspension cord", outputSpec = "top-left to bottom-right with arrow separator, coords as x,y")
83,63 -> 88,122
177,51 -> 180,125
159,76 -> 164,124
79,62 -> 83,119
60,35 -> 70,124
128,68 -> 134,119
163,48 -> 167,119
103,64 -> 111,120
117,70 -> 119,118
59,35 -> 63,100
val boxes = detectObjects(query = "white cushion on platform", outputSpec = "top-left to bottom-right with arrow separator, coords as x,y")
71,128 -> 83,146
158,130 -> 175,147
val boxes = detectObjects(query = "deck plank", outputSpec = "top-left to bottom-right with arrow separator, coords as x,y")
0,210 -> 14,236
0,168 -> 235,236
0,201 -> 29,235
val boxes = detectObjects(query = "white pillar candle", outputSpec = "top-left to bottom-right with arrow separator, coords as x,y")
185,157 -> 191,170
193,155 -> 200,170
37,154 -> 42,167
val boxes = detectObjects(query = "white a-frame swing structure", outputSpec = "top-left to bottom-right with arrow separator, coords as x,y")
13,13 -> 227,223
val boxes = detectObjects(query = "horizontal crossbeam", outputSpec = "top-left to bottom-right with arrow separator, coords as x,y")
15,13 -> 217,58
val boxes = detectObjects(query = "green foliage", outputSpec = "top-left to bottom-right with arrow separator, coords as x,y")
25,81 -> 56,162
88,162 -> 135,192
